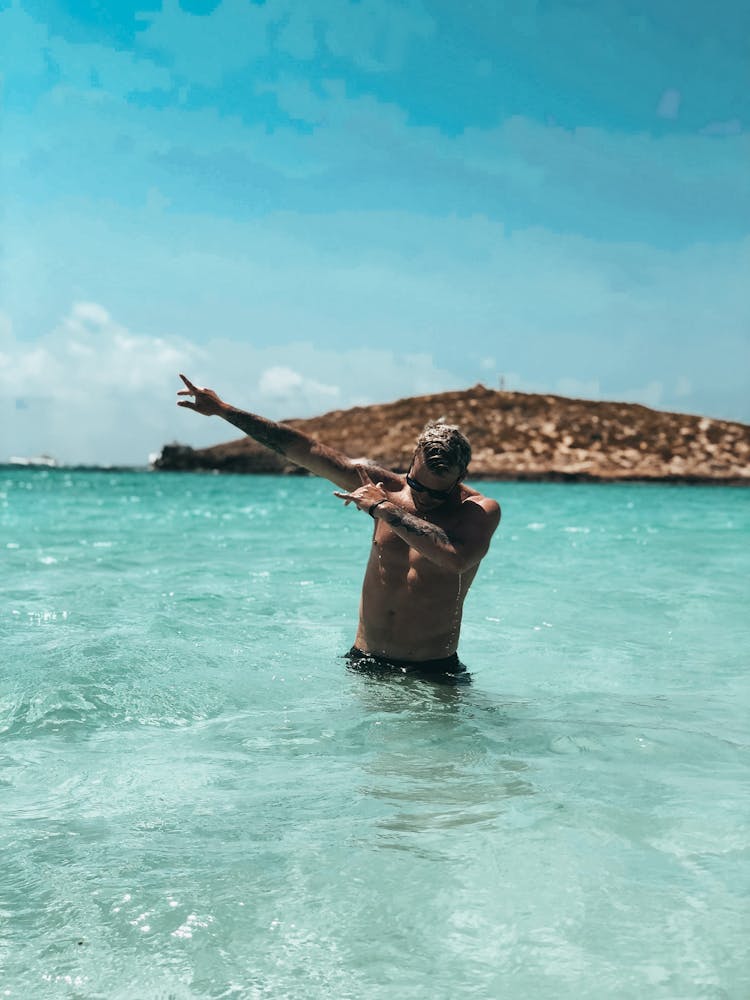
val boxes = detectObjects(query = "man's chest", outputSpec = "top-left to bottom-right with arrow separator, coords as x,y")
371,518 -> 452,578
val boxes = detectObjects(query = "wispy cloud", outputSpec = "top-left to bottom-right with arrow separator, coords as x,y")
0,304 -> 201,464
135,0 -> 433,85
656,88 -> 681,120
700,119 -> 743,137
138,0 -> 271,86
2,271 -> 747,467
322,0 -> 434,72
5,6 -> 748,247
258,365 -> 340,403
2,0 -> 748,457
5,197 -> 749,437
0,304 -> 463,465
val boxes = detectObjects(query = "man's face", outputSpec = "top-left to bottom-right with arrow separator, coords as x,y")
407,451 -> 463,513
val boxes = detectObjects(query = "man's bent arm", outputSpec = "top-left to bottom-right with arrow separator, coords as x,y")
373,498 -> 500,574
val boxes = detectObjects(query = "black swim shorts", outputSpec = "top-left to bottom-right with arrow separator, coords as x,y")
345,646 -> 471,685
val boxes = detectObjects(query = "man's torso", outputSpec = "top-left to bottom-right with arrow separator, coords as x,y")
354,482 -> 484,661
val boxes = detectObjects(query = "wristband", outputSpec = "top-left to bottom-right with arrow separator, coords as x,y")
369,499 -> 388,518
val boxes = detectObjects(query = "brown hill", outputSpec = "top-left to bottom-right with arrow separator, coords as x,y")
153,385 -> 750,483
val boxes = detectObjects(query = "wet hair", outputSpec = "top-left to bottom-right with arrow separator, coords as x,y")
415,420 -> 471,474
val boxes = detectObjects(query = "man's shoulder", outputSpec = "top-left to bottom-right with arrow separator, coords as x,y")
458,490 -> 501,528
461,483 -> 499,508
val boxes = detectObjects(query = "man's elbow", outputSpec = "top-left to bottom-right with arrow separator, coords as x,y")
447,549 -> 486,575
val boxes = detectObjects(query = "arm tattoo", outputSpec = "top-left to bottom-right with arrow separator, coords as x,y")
383,507 -> 450,546
223,408 -> 297,456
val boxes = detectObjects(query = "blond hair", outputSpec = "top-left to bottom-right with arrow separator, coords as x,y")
415,420 -> 471,473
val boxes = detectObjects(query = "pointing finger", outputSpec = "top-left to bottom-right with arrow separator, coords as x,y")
355,465 -> 373,486
334,491 -> 358,507
179,373 -> 197,392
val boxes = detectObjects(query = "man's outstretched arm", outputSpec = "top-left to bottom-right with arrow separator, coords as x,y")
176,374 -> 396,491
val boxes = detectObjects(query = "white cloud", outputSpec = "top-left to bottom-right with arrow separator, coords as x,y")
4,0 -> 747,261
6,24 -> 748,253
0,304 -> 462,465
276,10 -> 318,61
201,342 -> 462,420
258,365 -> 340,402
0,4 -> 50,80
0,304 -> 205,464
135,0 -> 433,86
500,372 -> 549,395
555,377 -> 601,399
700,119 -> 743,137
5,199 -> 749,438
0,3 -> 171,99
322,0 -> 434,72
138,0 -> 271,86
0,310 -> 12,342
619,380 -> 664,408
657,88 -> 682,119
67,302 -> 112,328
2,279 -> 747,467
46,37 -> 172,98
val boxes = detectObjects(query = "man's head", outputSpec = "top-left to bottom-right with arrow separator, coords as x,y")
415,420 -> 471,475
407,421 -> 471,511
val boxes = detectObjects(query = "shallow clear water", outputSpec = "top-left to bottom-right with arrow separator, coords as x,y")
1,470 -> 748,999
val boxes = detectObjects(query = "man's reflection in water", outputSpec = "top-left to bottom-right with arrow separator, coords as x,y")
344,661 -> 535,847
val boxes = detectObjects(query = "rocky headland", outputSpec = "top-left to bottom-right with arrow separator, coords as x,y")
153,385 -> 750,483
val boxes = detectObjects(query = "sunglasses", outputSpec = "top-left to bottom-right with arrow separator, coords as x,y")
406,471 -> 459,502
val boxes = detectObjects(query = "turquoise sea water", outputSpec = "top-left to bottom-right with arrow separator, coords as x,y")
1,469 -> 748,999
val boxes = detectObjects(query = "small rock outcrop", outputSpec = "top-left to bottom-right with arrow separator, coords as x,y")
153,386 -> 750,483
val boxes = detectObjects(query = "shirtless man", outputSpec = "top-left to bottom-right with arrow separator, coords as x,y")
177,374 -> 501,681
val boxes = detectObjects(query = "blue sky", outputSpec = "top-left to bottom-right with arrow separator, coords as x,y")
1,0 -> 748,464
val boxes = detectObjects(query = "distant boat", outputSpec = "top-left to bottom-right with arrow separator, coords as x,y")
8,454 -> 58,467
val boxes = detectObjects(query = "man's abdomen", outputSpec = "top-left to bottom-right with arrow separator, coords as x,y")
356,564 -> 466,661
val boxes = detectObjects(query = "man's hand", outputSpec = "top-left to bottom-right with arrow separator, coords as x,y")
333,465 -> 389,514
177,374 -> 227,417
